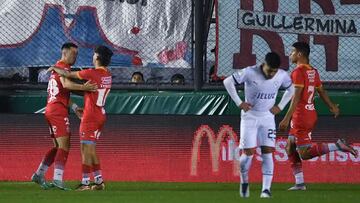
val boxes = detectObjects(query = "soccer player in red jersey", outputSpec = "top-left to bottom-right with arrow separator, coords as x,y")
31,42 -> 97,190
279,42 -> 358,190
49,45 -> 113,191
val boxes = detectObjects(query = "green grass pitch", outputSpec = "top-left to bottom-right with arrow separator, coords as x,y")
1,182 -> 359,203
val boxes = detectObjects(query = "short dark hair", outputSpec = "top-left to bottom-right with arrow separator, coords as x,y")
292,42 -> 310,57
61,42 -> 78,50
132,71 -> 144,79
94,45 -> 113,66
171,73 -> 185,85
265,52 -> 281,69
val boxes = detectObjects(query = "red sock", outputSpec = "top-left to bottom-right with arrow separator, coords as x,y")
92,164 -> 102,177
54,148 -> 69,170
42,147 -> 58,166
82,164 -> 92,184
82,164 -> 92,174
288,151 -> 303,175
308,143 -> 330,158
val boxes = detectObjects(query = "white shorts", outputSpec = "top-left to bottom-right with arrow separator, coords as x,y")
239,110 -> 276,149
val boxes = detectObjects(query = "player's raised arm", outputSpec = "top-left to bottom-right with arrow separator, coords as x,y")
279,86 -> 303,131
59,77 -> 97,92
316,86 -> 340,118
48,66 -> 79,79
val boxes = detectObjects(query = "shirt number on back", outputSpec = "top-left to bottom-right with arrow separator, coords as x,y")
47,78 -> 59,103
96,89 -> 110,107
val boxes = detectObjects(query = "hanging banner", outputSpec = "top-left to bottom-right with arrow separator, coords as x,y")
238,10 -> 359,37
0,0 -> 192,68
218,0 -> 360,81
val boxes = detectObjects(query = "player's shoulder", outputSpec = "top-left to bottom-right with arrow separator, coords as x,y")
242,64 -> 260,75
276,68 -> 289,75
55,61 -> 70,70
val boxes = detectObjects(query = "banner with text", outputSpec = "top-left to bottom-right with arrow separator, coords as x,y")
218,0 -> 360,81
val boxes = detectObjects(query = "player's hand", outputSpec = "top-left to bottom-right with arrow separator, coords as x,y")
74,107 -> 83,119
270,105 -> 281,115
83,80 -> 98,92
239,102 -> 252,112
279,118 -> 290,132
330,103 -> 340,118
47,66 -> 69,77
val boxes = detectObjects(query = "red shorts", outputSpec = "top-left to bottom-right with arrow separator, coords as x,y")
45,114 -> 70,138
289,115 -> 317,146
79,119 -> 105,142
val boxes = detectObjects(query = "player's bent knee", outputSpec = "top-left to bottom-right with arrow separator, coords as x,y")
298,149 -> 312,160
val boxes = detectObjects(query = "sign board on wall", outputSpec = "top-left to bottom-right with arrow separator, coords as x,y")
218,0 -> 360,81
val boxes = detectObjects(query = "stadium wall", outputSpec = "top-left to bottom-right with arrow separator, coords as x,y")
0,90 -> 359,183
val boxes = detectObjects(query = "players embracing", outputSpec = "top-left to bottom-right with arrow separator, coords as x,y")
49,45 -> 113,191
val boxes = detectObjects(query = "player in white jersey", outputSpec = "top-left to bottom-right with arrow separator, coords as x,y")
223,52 -> 294,198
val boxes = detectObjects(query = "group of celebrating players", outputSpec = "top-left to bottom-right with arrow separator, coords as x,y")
31,43 -> 113,191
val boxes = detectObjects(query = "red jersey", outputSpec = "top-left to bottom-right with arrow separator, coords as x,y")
45,61 -> 71,116
291,64 -> 322,121
77,67 -> 112,122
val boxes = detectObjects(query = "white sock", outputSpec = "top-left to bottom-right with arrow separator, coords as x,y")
295,172 -> 304,185
94,175 -> 103,184
328,143 -> 338,151
35,163 -> 49,176
53,169 -> 64,181
82,177 -> 90,185
239,153 -> 253,183
261,153 -> 274,191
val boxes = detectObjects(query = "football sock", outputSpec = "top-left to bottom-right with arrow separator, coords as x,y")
288,150 -> 304,184
93,164 -> 103,184
261,153 -> 274,191
36,147 -> 57,176
294,172 -> 305,185
308,143 -> 330,158
239,154 -> 253,184
82,164 -> 92,185
328,143 -> 338,151
53,148 -> 69,181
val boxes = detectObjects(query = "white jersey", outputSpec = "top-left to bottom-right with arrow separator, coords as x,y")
232,65 -> 292,112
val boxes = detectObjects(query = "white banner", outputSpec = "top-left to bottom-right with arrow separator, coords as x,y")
0,0 -> 192,68
238,10 -> 360,37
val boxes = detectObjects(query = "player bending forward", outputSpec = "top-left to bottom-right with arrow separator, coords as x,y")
224,52 -> 294,198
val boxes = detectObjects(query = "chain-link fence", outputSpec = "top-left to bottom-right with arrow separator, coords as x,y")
0,0 -> 194,87
211,0 -> 360,89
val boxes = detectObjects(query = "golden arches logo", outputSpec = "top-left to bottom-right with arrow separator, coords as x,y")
190,125 -> 239,176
